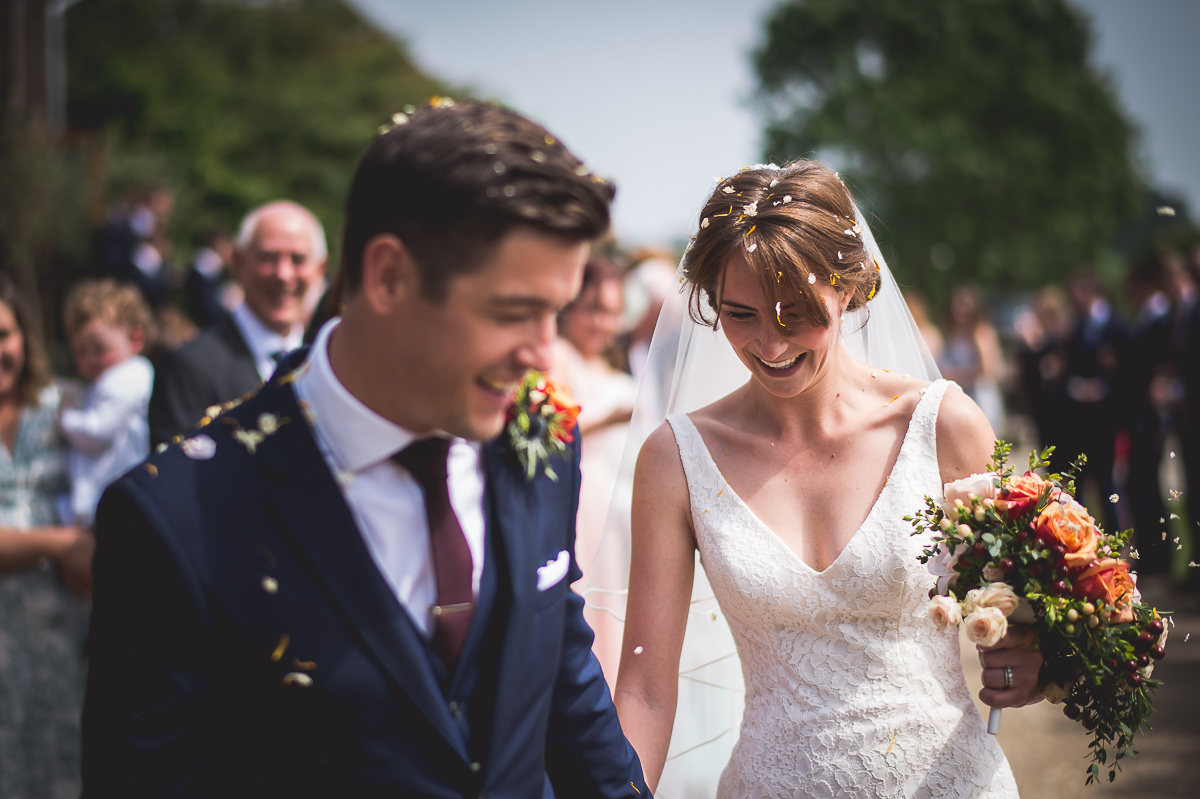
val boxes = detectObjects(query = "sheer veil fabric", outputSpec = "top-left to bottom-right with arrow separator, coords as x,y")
581,192 -> 941,797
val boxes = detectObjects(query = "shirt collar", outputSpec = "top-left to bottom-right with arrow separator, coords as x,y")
294,317 -> 430,473
232,302 -> 303,365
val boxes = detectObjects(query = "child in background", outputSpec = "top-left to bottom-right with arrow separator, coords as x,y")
59,280 -> 155,528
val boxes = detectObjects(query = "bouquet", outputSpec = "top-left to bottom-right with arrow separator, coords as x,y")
504,372 -> 580,481
906,442 -> 1170,784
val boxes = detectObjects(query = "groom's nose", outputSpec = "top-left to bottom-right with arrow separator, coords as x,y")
516,312 -> 557,371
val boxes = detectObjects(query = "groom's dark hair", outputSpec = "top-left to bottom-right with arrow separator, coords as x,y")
338,98 -> 615,302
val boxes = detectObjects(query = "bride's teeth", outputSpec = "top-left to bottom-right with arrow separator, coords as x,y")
760,354 -> 800,370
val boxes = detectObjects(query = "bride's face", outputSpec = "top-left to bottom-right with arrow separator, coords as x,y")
717,251 -> 846,395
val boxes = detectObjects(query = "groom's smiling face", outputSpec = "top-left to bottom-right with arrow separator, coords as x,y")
383,227 -> 588,441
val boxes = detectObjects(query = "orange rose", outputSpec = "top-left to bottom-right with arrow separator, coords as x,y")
543,380 -> 580,441
995,472 -> 1053,520
1072,559 -> 1135,623
1034,498 -> 1099,567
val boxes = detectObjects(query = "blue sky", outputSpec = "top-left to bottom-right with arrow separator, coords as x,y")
352,0 -> 1200,250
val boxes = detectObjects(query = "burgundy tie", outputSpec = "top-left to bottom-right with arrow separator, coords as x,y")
393,437 -> 474,666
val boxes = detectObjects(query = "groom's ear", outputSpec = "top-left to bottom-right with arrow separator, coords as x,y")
359,233 -> 418,315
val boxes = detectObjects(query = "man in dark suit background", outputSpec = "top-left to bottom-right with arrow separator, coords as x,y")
82,98 -> 650,798
147,200 -> 327,446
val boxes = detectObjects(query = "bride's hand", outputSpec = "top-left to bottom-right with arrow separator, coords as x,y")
976,623 -> 1044,708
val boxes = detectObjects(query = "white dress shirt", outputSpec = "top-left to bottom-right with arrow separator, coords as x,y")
231,303 -> 305,382
293,318 -> 487,637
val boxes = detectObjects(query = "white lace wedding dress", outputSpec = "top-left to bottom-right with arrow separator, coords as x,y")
666,380 -> 1018,798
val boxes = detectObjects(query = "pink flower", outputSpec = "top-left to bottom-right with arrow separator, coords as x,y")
940,472 -> 999,515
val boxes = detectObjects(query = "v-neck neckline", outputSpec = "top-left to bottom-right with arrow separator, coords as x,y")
682,385 -> 934,574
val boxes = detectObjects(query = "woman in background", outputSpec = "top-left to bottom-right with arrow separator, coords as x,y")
0,273 -> 92,798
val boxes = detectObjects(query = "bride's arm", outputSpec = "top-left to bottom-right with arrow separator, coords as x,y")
935,382 -> 996,485
935,385 -> 1045,707
613,422 -> 696,791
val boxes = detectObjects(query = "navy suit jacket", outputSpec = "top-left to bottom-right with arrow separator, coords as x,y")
148,313 -> 262,447
82,367 -> 649,798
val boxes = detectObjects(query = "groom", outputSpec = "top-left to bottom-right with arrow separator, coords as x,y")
82,98 -> 651,798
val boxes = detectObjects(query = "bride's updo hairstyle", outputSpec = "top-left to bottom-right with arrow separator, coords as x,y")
681,160 -> 882,329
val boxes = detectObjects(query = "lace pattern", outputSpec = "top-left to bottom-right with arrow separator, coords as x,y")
667,380 -> 1018,799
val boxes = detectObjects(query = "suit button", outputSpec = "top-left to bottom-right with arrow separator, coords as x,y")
449,700 -> 462,718
469,761 -> 482,773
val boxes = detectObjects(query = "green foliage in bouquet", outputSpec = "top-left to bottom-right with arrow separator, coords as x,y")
906,442 -> 1170,784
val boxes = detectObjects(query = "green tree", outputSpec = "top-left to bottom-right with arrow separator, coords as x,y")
65,0 -> 452,257
753,0 -> 1146,301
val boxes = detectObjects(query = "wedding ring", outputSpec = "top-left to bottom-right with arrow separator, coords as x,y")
1002,665 -> 1014,690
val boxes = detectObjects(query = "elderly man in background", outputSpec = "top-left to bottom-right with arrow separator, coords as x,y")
148,200 -> 326,446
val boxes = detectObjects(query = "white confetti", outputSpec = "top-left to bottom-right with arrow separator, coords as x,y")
747,242 -> 758,253
808,273 -> 817,284
1109,494 -> 1119,503
262,576 -> 279,594
701,218 -> 710,228
633,646 -> 644,655
181,435 -> 216,460
722,186 -> 735,194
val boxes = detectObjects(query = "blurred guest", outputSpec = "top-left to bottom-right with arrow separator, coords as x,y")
0,272 -> 91,799
551,256 -> 637,684
1119,251 -> 1179,576
1012,286 -> 1069,461
904,289 -> 944,365
94,185 -> 174,311
59,280 -> 155,529
148,200 -> 326,446
1061,269 -> 1127,532
939,284 -> 1005,434
184,229 -> 239,330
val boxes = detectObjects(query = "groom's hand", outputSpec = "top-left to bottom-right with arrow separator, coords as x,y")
977,623 -> 1044,708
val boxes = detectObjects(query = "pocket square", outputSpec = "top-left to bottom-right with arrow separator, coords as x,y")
536,550 -> 570,592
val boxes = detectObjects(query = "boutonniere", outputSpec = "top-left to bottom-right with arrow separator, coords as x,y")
505,372 -> 580,481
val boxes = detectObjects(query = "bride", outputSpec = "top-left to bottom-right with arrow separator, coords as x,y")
610,161 -> 1041,797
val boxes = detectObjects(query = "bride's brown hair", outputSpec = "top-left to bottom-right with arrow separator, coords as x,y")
681,160 -> 882,329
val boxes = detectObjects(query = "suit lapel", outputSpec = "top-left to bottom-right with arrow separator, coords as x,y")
254,382 -> 467,757
216,313 -> 264,389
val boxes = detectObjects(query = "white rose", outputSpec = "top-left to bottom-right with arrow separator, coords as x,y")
974,582 -> 1021,617
940,472 -> 999,514
928,595 -> 962,629
963,607 -> 1008,647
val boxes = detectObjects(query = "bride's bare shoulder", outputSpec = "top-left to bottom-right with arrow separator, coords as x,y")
935,381 -> 997,481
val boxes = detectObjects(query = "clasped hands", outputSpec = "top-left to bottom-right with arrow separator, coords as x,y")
977,623 -> 1043,708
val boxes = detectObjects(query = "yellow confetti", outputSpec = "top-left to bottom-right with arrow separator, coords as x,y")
291,658 -> 317,671
143,463 -> 158,478
632,783 -> 641,795
712,204 -> 734,218
888,395 -> 900,404
888,731 -> 898,753
271,634 -> 290,663
718,484 -> 727,498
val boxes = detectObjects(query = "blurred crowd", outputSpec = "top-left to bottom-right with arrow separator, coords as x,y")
909,243 -> 1200,598
1,181 -> 1199,796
